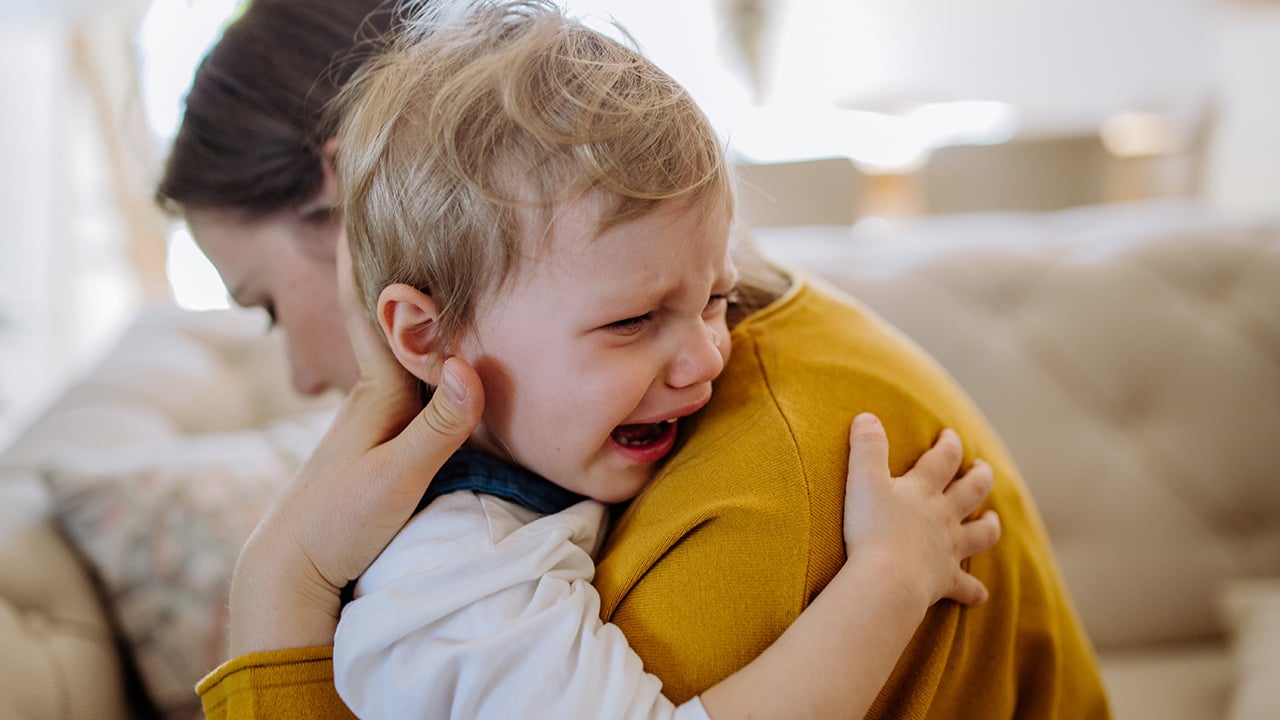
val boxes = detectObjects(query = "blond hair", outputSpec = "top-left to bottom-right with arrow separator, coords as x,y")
334,0 -> 740,349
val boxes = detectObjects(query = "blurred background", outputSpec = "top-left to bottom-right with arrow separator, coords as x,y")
0,0 -> 1277,448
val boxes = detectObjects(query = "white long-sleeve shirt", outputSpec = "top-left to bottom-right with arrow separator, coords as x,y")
333,490 -> 711,720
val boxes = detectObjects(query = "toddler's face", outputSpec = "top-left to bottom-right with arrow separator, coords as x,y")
457,196 -> 735,503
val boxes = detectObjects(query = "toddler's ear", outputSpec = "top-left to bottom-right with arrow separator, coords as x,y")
377,284 -> 447,385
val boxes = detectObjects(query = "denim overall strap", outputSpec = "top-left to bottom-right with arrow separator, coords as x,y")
340,448 -> 590,609
415,447 -> 588,516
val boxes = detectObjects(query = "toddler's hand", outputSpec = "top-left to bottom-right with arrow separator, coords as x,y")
842,413 -> 1001,610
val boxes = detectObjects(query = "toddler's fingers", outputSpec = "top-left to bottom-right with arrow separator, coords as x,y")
945,459 -> 995,517
957,510 -> 1002,559
847,413 -> 891,483
910,428 -> 964,489
946,571 -> 991,607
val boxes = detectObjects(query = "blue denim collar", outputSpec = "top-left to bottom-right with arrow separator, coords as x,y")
415,447 -> 588,516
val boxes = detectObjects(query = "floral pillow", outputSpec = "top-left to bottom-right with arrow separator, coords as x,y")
42,409 -> 332,720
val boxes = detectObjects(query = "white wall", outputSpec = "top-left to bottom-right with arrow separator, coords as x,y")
1206,2 -> 1280,213
0,17 -> 140,450
572,0 -> 1217,132
589,0 -> 1272,211
771,0 -> 1215,125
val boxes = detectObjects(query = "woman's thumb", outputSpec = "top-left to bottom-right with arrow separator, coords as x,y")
415,357 -> 484,445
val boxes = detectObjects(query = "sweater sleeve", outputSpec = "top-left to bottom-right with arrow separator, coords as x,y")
196,646 -> 356,720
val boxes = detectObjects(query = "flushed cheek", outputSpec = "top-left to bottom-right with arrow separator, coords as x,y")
507,396 -> 619,473
465,356 -> 519,450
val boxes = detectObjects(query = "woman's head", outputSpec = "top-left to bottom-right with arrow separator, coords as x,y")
157,0 -> 397,394
335,0 -> 735,354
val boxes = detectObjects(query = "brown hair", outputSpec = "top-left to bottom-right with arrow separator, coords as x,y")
335,0 -> 741,349
155,0 -> 398,217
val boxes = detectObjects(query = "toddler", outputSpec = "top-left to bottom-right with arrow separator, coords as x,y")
332,2 -> 1000,718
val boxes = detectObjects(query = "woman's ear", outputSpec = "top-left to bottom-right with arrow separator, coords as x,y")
308,138 -> 341,212
377,283 -> 448,386
291,137 -> 344,261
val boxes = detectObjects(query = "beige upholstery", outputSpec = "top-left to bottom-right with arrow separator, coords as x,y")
0,200 -> 1276,719
0,306 -> 334,720
919,135 -> 1110,213
752,200 -> 1280,719
0,495 -> 128,720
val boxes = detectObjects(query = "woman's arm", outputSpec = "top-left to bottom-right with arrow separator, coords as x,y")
227,357 -> 484,655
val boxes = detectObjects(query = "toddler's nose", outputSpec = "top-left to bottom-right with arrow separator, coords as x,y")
666,325 -> 726,388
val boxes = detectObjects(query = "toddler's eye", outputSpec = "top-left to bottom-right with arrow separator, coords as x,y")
606,314 -> 650,335
705,289 -> 739,314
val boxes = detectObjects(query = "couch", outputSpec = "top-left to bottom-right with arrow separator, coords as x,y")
1,199 -> 1276,719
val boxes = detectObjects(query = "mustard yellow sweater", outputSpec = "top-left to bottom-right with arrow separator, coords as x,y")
594,279 -> 1110,718
199,278 -> 1109,719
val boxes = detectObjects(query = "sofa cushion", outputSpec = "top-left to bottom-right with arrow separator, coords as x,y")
1099,643 -> 1233,720
42,409 -> 331,719
0,482 -> 132,720
1220,578 -> 1280,720
0,303 -> 338,719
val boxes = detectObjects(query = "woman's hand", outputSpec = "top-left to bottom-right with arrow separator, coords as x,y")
227,231 -> 484,656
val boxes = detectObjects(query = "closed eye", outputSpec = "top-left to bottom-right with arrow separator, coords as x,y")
606,313 -> 651,335
705,288 -> 740,315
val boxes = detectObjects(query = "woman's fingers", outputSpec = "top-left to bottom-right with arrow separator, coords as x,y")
337,357 -> 484,576
335,227 -> 429,447
338,227 -> 412,381
378,357 -> 485,489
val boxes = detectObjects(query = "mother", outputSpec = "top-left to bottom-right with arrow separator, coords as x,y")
158,0 -> 1110,717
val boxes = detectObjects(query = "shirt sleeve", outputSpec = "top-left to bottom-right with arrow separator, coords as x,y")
197,646 -> 355,720
333,492 -> 711,720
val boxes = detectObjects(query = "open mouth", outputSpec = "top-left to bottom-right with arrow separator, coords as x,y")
611,419 -> 675,447
609,419 -> 679,463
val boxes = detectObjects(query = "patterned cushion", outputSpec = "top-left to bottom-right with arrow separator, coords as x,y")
42,410 -> 331,719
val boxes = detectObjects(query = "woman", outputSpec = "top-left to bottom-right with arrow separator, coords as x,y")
158,0 -> 1109,717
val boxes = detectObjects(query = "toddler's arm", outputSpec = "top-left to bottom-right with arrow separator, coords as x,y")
699,412 -> 1001,720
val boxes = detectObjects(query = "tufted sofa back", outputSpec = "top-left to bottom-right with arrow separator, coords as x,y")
754,201 -> 1280,651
